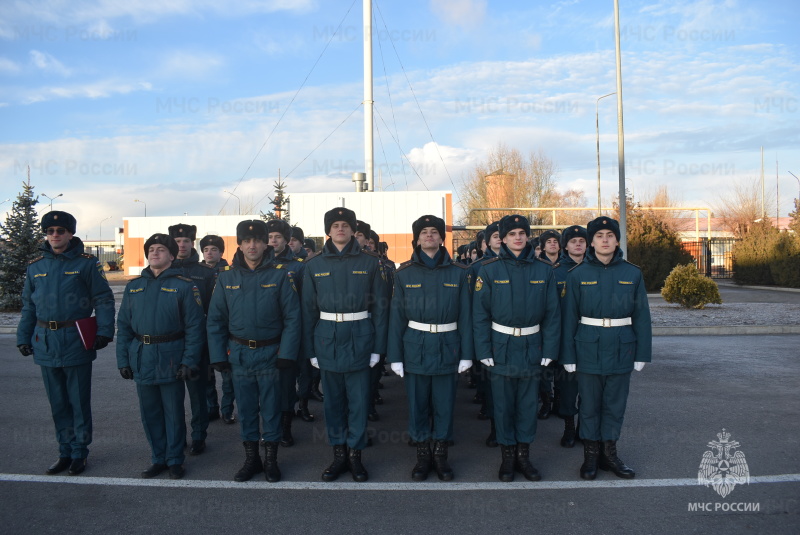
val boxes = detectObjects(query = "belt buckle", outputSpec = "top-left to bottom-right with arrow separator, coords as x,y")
429,324 -> 438,333
512,327 -> 522,337
48,321 -> 58,331
142,335 -> 151,345
602,318 -> 612,328
335,313 -> 344,323
248,340 -> 257,350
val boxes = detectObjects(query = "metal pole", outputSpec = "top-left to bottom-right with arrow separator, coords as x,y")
224,191 -> 241,215
760,146 -> 764,219
596,92 -> 616,217
789,171 -> 800,202
613,0 -> 627,257
134,199 -> 147,217
363,0 -> 374,192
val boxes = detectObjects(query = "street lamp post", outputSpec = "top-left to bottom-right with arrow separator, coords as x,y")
41,192 -> 63,212
596,92 -> 616,216
224,190 -> 241,215
99,216 -> 112,258
134,199 -> 147,217
789,171 -> 800,204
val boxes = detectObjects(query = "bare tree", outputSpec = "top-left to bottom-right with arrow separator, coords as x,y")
459,143 -> 558,226
712,177 -> 776,238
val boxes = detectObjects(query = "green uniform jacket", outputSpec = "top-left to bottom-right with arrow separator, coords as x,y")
207,249 -> 300,372
301,237 -> 389,373
173,249 -> 216,313
553,252 -> 580,299
387,246 -> 474,375
473,244 -> 561,378
18,237 -> 116,367
116,266 -> 206,385
269,246 -> 305,294
560,248 -> 652,374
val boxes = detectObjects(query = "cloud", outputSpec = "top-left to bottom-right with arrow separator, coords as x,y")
154,51 -> 224,81
0,57 -> 20,74
20,79 -> 153,103
29,50 -> 71,76
429,0 -> 487,28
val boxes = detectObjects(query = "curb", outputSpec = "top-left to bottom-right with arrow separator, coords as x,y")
3,325 -> 800,336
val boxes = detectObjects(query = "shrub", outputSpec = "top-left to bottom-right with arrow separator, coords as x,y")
627,209 -> 695,291
733,220 -> 780,285
770,233 -> 800,288
661,263 -> 723,309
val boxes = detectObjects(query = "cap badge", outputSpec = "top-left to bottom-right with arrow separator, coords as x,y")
514,217 -> 519,222
249,225 -> 253,231
603,220 -> 607,224
54,215 -> 58,220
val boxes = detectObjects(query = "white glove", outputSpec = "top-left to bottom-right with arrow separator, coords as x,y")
391,362 -> 404,377
480,358 -> 494,367
369,353 -> 380,368
564,364 -> 576,373
458,360 -> 472,373
634,361 -> 645,371
541,358 -> 552,367
310,358 -> 319,369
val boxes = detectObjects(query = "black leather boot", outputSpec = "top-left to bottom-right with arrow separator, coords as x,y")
280,411 -> 294,447
46,457 -> 71,475
141,463 -> 167,478
68,458 -> 87,476
234,440 -> 263,482
432,441 -> 454,481
348,449 -> 368,482
537,391 -> 551,420
499,445 -> 516,482
485,419 -> 498,447
560,415 -> 576,448
296,398 -> 315,422
514,443 -> 541,481
311,379 -> 324,402
599,440 -> 635,479
322,444 -> 348,482
580,440 -> 600,480
263,441 -> 282,482
411,441 -> 431,481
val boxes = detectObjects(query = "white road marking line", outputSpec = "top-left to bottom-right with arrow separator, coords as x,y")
1,473 -> 799,490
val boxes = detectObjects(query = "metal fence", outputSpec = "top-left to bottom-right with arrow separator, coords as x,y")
681,238 -> 738,279
84,246 -> 123,271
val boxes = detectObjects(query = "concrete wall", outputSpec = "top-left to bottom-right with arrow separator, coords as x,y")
123,191 -> 453,274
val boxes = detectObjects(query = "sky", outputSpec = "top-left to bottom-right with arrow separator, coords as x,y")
1,0 -> 798,239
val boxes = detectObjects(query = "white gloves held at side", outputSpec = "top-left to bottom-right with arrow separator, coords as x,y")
458,360 -> 472,373
562,362 -> 646,373
391,362 -> 404,377
481,358 -> 551,367
369,353 -> 380,368
310,358 -> 319,369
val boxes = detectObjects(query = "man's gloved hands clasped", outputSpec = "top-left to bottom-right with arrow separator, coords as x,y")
18,345 -> 33,357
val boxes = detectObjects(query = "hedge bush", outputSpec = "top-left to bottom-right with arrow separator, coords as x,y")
661,263 -> 723,309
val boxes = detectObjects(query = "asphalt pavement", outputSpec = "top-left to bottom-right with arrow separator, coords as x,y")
0,331 -> 798,534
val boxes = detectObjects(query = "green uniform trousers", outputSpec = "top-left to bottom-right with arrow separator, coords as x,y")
232,366 -> 282,443
405,372 -> 457,443
41,362 -> 93,459
490,372 -> 540,445
137,381 -> 186,466
320,368 -> 370,450
577,371 -> 631,441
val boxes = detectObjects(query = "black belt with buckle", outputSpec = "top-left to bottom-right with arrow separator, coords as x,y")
37,320 -> 78,331
229,334 -> 281,349
135,332 -> 185,345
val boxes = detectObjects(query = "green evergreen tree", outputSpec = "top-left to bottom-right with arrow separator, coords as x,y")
0,178 -> 43,310
626,207 -> 695,291
789,198 -> 800,235
260,178 -> 290,223
732,219 -> 780,285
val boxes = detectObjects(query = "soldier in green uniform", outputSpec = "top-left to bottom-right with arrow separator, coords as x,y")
469,220 -> 502,446
388,215 -> 473,481
207,220 -> 301,482
201,234 -> 236,425
169,223 -> 215,455
116,234 -> 206,479
17,211 -> 115,476
560,217 -> 651,480
473,215 -> 560,482
266,218 -> 307,444
552,225 -> 587,448
301,207 -> 389,482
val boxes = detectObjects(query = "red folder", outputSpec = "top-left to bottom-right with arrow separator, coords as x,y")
75,317 -> 98,350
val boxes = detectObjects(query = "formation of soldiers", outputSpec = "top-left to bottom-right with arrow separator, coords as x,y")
18,207 -> 651,483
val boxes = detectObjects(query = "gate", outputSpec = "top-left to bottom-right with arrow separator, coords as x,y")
681,238 -> 738,278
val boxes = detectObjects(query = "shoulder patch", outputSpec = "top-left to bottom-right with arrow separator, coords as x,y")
567,263 -> 583,273
177,276 -> 193,283
199,263 -> 214,270
395,260 -> 414,273
29,256 -> 44,264
482,257 -> 501,266
451,261 -> 469,270
296,257 -> 305,263
535,257 -> 552,266
362,249 -> 381,258
624,260 -> 641,269
80,253 -> 97,260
